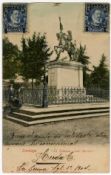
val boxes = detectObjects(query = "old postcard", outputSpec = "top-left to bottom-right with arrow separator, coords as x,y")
2,2 -> 110,173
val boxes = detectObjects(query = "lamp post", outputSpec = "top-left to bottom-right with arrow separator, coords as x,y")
42,63 -> 48,108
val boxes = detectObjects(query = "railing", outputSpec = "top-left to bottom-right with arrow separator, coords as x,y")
22,88 -> 43,106
3,87 -> 109,106
3,88 -> 9,105
86,88 -> 109,100
48,87 -> 109,104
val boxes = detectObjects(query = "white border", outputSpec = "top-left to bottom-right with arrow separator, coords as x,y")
0,0 -> 110,175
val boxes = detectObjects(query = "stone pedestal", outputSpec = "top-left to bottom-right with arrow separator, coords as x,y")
48,60 -> 83,89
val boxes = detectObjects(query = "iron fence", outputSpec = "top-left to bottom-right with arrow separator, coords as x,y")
86,88 -> 109,100
48,87 -> 109,104
3,88 -> 9,105
3,87 -> 109,106
22,88 -> 43,106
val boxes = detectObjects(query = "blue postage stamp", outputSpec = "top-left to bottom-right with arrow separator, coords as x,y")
3,4 -> 27,33
85,3 -> 109,32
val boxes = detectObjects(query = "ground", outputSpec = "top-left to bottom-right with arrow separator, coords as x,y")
3,115 -> 109,145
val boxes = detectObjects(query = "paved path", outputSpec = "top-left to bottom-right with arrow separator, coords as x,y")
3,115 -> 109,145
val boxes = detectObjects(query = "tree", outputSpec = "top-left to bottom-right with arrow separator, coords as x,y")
3,37 -> 20,79
20,32 -> 53,88
90,54 -> 109,89
76,44 -> 90,87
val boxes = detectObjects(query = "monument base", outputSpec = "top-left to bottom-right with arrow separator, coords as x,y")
48,60 -> 84,89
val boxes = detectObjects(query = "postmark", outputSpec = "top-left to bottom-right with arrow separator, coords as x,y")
3,4 -> 27,33
85,3 -> 109,32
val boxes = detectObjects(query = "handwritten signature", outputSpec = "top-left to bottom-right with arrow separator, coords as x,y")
16,148 -> 91,173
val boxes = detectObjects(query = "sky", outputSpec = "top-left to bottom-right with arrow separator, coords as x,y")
3,2 -> 110,68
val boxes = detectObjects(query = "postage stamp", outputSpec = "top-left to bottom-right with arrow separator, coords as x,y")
85,3 -> 109,32
3,4 -> 27,33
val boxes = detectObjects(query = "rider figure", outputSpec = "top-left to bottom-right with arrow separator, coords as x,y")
54,17 -> 76,61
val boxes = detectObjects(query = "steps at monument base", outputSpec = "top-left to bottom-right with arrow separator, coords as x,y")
10,108 -> 109,121
18,106 -> 109,116
6,112 -> 109,126
5,106 -> 109,126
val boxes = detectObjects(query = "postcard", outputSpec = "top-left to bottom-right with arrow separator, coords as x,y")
2,2 -> 110,173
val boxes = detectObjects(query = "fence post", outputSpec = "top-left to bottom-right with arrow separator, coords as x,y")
42,81 -> 48,108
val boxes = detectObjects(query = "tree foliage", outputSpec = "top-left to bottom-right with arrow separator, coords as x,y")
76,44 -> 90,87
3,37 -> 20,79
20,33 -> 53,87
90,54 -> 109,89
